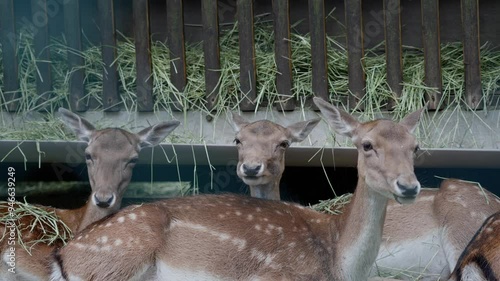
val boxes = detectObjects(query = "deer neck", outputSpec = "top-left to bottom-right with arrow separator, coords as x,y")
334,177 -> 389,280
248,178 -> 281,200
55,198 -> 120,233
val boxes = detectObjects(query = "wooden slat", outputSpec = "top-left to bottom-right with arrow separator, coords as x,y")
64,0 -> 86,111
166,0 -> 186,111
421,0 -> 442,110
98,0 -> 119,111
344,0 -> 365,110
461,0 -> 482,109
237,0 -> 257,111
383,0 -> 402,110
201,0 -> 220,114
272,0 -> 295,111
133,0 -> 153,112
31,0 -> 52,109
308,0 -> 328,108
0,0 -> 19,112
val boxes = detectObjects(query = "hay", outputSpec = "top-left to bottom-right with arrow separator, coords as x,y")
0,20 -> 499,145
0,199 -> 73,255
310,193 -> 353,215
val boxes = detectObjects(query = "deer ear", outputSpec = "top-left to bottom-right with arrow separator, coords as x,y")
58,108 -> 96,142
313,97 -> 359,137
230,112 -> 250,133
287,118 -> 321,143
399,106 -> 426,134
137,120 -> 180,148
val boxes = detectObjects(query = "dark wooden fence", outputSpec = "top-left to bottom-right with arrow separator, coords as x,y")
0,0 -> 483,112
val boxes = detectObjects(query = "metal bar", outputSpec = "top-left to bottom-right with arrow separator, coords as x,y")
344,0 -> 365,110
461,0 -> 482,109
133,0 -> 153,112
308,0 -> 328,109
0,0 -> 20,112
31,0 -> 52,109
237,0 -> 257,111
201,0 -> 221,115
166,0 -> 186,111
64,0 -> 87,111
98,0 -> 120,111
383,0 -> 402,110
421,0 -> 442,110
272,0 -> 295,111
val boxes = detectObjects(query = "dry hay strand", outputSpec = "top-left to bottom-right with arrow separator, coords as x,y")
0,199 -> 73,255
309,193 -> 353,215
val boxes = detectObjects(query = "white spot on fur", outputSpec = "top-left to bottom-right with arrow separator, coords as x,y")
97,236 -> 108,244
232,238 -> 247,251
117,216 -> 125,223
105,222 -> 113,227
235,211 -> 242,216
128,213 -> 137,220
247,214 -> 254,221
255,224 -> 262,231
218,214 -> 225,219
275,210 -> 283,215
255,207 -> 262,212
114,239 -> 123,246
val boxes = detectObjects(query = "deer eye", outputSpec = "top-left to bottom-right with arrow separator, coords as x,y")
234,138 -> 241,145
278,141 -> 290,149
414,145 -> 420,153
85,153 -> 92,161
362,142 -> 373,152
128,157 -> 139,165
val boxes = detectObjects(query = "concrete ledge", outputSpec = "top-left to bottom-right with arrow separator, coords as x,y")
1,140 -> 499,169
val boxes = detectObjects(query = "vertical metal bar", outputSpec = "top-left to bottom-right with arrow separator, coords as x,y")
201,0 -> 220,115
237,0 -> 257,111
134,0 -> 153,112
421,0 -> 442,110
31,0 -> 52,109
64,0 -> 87,111
166,0 -> 186,111
272,0 -> 295,111
0,0 -> 20,112
384,0 -> 402,110
345,0 -> 365,110
461,0 -> 482,109
98,0 -> 120,111
308,0 -> 328,108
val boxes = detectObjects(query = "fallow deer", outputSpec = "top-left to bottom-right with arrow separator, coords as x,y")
0,108 -> 180,281
371,179 -> 500,280
230,112 -> 320,200
49,98 -> 423,281
448,211 -> 500,281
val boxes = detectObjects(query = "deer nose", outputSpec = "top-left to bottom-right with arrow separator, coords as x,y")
397,181 -> 419,197
242,163 -> 262,177
93,193 -> 115,208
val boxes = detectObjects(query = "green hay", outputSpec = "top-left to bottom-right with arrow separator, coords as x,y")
0,21 -> 499,147
0,199 -> 73,255
309,193 -> 352,215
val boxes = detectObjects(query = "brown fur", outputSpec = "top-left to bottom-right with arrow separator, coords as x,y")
0,108 -> 179,281
449,212 -> 500,281
52,99 -> 424,281
231,114 -> 320,200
